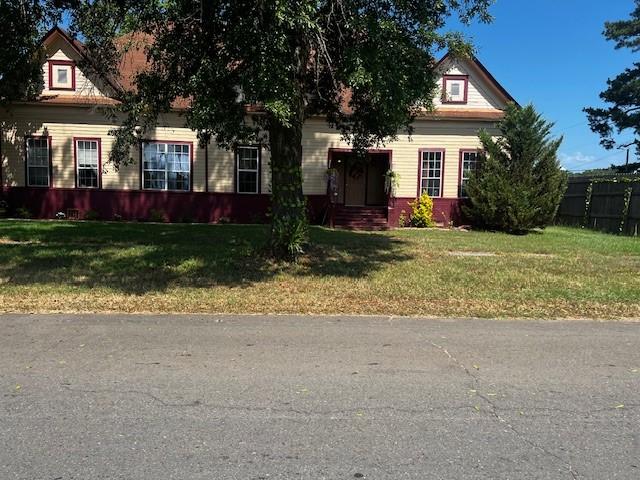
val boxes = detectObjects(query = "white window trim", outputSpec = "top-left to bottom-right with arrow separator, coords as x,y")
460,150 -> 480,198
76,139 -> 100,189
236,146 -> 260,194
142,142 -> 191,192
420,149 -> 444,198
26,137 -> 50,187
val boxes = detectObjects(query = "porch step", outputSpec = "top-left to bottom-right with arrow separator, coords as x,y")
332,206 -> 388,231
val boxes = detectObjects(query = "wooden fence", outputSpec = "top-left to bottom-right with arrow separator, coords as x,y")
556,175 -> 640,236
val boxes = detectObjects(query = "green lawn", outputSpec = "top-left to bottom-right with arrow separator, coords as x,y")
0,220 -> 639,318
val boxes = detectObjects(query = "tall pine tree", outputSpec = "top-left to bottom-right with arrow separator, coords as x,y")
585,1 -> 640,155
463,104 -> 567,233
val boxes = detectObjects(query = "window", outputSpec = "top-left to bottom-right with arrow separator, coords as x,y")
76,139 -> 100,188
442,75 -> 468,104
57,69 -> 68,84
236,146 -> 260,194
26,137 -> 51,187
48,61 -> 75,90
142,142 -> 191,191
420,150 -> 443,198
460,150 -> 480,197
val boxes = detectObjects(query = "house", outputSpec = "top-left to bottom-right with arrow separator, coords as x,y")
0,27 -> 517,228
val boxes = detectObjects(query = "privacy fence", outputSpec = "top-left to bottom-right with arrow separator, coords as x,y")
556,175 -> 640,236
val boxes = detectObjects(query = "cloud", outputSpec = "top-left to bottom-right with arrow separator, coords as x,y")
558,152 -> 596,170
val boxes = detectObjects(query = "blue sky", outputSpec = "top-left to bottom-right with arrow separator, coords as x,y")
447,0 -> 638,171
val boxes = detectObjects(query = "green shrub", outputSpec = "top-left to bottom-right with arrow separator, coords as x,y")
148,209 -> 167,223
0,200 -> 8,218
271,216 -> 308,260
84,210 -> 100,221
409,193 -> 435,228
15,207 -> 32,219
463,104 -> 567,234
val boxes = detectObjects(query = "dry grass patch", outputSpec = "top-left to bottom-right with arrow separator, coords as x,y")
0,220 -> 638,318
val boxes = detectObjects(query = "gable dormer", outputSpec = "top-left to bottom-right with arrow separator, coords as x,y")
435,54 -> 516,112
40,27 -> 117,101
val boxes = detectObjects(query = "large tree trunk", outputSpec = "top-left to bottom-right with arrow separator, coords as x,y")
268,106 -> 308,259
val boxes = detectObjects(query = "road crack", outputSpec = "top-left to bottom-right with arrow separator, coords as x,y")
429,341 -> 583,480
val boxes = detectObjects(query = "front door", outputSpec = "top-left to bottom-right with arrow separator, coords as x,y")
344,162 -> 366,206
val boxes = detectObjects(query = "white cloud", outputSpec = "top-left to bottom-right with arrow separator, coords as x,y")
558,151 -> 596,170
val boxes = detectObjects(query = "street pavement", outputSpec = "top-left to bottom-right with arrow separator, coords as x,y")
1,314 -> 639,479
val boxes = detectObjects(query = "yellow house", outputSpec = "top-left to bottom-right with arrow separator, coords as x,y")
0,27 -> 516,227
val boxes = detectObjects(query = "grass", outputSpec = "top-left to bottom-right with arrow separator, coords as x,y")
0,219 -> 639,319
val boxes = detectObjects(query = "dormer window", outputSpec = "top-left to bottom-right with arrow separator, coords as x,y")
48,61 -> 76,91
442,75 -> 468,104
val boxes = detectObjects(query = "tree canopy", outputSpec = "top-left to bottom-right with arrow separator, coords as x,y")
585,0 -> 640,156
0,1 -> 75,103
69,0 -> 495,257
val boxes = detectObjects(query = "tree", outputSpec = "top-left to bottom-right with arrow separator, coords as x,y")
612,160 -> 640,174
463,104 -> 567,234
0,1 -> 73,103
67,0 -> 493,258
585,0 -> 640,156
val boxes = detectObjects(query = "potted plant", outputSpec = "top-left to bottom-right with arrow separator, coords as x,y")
326,167 -> 339,203
384,170 -> 400,198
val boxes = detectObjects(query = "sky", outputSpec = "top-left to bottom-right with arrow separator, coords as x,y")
446,0 -> 638,172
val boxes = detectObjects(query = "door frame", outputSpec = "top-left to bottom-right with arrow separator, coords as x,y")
327,148 -> 393,207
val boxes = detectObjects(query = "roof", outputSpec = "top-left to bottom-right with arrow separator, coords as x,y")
27,96 -> 121,107
419,109 -> 505,121
38,26 -> 517,118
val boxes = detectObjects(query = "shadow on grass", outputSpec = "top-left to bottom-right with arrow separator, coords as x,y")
0,221 -> 412,294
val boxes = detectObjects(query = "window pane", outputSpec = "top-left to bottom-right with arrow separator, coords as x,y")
450,83 -> 460,96
236,147 -> 259,193
144,170 -> 166,190
77,141 -> 98,168
238,171 -> 258,193
57,68 -> 68,84
77,140 -> 99,188
143,142 -> 190,190
168,172 -> 190,191
28,166 -> 49,186
460,151 -> 479,197
27,138 -> 49,186
238,147 -> 258,170
420,150 -> 442,197
79,169 -> 98,188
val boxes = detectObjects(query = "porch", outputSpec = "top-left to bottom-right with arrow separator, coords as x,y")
328,149 -> 391,229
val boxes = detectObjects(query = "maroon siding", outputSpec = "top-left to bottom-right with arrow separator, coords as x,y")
388,197 -> 464,227
2,187 -> 329,224
1,187 -> 468,227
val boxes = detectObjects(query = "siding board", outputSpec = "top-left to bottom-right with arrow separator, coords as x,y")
2,106 -> 498,200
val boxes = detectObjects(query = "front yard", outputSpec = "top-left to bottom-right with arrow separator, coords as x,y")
0,220 -> 638,318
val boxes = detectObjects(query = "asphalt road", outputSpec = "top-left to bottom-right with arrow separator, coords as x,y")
1,315 -> 639,480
